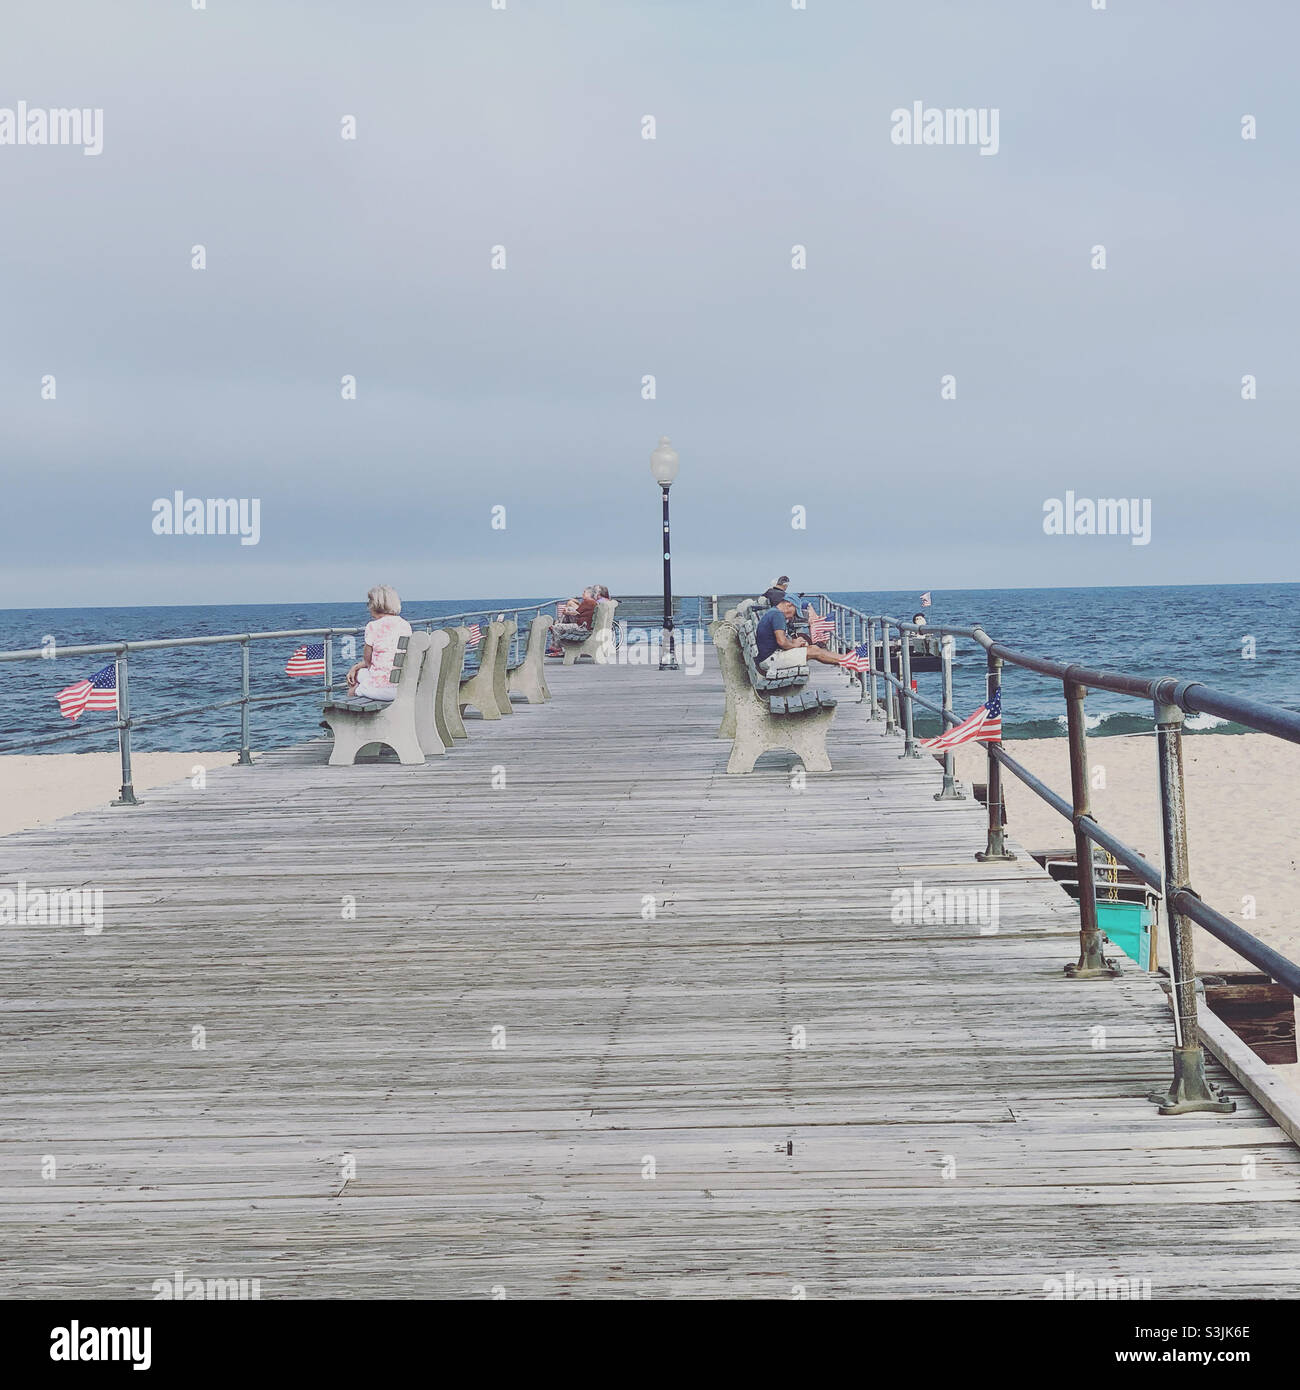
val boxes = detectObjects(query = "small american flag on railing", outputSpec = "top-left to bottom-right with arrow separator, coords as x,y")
806,607 -> 834,643
56,663 -> 118,721
920,689 -> 1002,750
839,642 -> 871,673
466,624 -> 482,647
285,643 -> 326,677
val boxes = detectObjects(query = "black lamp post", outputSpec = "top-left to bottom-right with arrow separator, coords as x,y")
650,436 -> 680,671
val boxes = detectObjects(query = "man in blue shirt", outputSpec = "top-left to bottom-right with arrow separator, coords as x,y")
755,597 -> 841,672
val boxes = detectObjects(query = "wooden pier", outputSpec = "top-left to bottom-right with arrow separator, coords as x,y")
2,652 -> 1299,1299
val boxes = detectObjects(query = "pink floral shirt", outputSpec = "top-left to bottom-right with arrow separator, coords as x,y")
364,615 -> 412,687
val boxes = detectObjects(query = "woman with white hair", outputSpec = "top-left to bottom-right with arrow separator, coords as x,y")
345,584 -> 412,702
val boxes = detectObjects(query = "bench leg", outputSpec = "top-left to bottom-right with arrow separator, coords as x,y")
459,677 -> 502,719
509,667 -> 547,704
493,663 -> 515,715
387,731 -> 427,765
788,708 -> 835,772
562,645 -> 581,666
726,704 -> 835,774
442,695 -> 468,740
325,718 -> 365,767
717,688 -> 737,740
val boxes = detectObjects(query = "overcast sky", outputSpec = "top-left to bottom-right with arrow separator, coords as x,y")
2,0 -> 1297,608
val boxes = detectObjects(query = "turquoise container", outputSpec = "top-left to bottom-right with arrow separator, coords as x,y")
1097,900 -> 1153,970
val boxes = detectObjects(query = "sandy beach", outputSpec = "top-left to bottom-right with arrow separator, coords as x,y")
0,752 -> 237,839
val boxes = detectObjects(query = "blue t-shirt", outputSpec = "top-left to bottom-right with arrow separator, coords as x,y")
755,608 -> 787,663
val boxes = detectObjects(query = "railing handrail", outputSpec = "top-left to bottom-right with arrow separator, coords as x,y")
0,600 -> 566,664
787,595 -> 1300,1048
0,598 -> 568,767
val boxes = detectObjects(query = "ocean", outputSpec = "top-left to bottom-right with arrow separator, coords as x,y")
1,584 -> 1295,753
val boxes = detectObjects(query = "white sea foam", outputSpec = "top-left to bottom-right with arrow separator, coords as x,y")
1054,711 -> 1109,732
1184,712 -> 1229,731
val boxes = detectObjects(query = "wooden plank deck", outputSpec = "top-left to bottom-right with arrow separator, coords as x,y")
2,652 -> 1298,1299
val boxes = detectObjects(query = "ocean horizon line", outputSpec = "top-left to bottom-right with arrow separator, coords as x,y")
3,577 -> 1299,617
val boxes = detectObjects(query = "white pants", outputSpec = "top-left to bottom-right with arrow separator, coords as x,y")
354,672 -> 397,702
759,645 -> 807,673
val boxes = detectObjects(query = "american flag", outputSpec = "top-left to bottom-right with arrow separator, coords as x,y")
806,607 -> 834,644
285,643 -> 326,677
920,592 -> 932,607
56,663 -> 118,721
465,624 -> 482,647
919,689 -> 1002,751
839,642 -> 872,673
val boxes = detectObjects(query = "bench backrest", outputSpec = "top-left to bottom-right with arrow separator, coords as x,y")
498,619 -> 518,668
516,613 -> 552,668
466,621 -> 502,678
732,606 -> 769,687
387,631 -> 430,707
592,600 -> 618,636
412,630 -> 451,749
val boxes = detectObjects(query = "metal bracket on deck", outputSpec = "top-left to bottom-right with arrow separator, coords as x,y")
1065,928 -> 1122,980
1147,1046 -> 1236,1115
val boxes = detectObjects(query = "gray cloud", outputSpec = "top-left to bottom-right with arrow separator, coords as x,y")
2,0 -> 1297,606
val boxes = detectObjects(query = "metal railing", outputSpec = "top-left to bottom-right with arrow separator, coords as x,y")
796,592 -> 1300,1117
0,600 -> 563,800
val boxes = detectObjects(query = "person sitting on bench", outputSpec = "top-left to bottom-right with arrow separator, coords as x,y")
762,575 -> 792,607
756,596 -> 842,671
553,587 -> 599,645
345,584 -> 412,702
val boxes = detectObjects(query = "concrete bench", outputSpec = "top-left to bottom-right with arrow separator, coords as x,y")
459,620 -> 512,720
412,629 -> 453,755
714,598 -> 810,740
437,626 -> 469,742
507,614 -> 553,704
714,619 -> 836,774
322,631 -> 430,766
558,599 -> 618,666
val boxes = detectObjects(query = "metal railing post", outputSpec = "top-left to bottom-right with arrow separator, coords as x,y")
866,618 -> 881,719
899,625 -> 922,758
1063,679 -> 1118,979
238,639 -> 253,765
1147,697 -> 1235,1114
883,622 -> 899,735
974,652 -> 1015,862
324,633 -> 334,693
934,634 -> 965,800
111,651 -> 138,806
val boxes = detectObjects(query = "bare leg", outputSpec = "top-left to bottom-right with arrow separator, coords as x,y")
803,646 -> 843,666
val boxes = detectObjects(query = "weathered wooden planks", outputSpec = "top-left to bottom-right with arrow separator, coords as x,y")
0,653 -> 1298,1299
